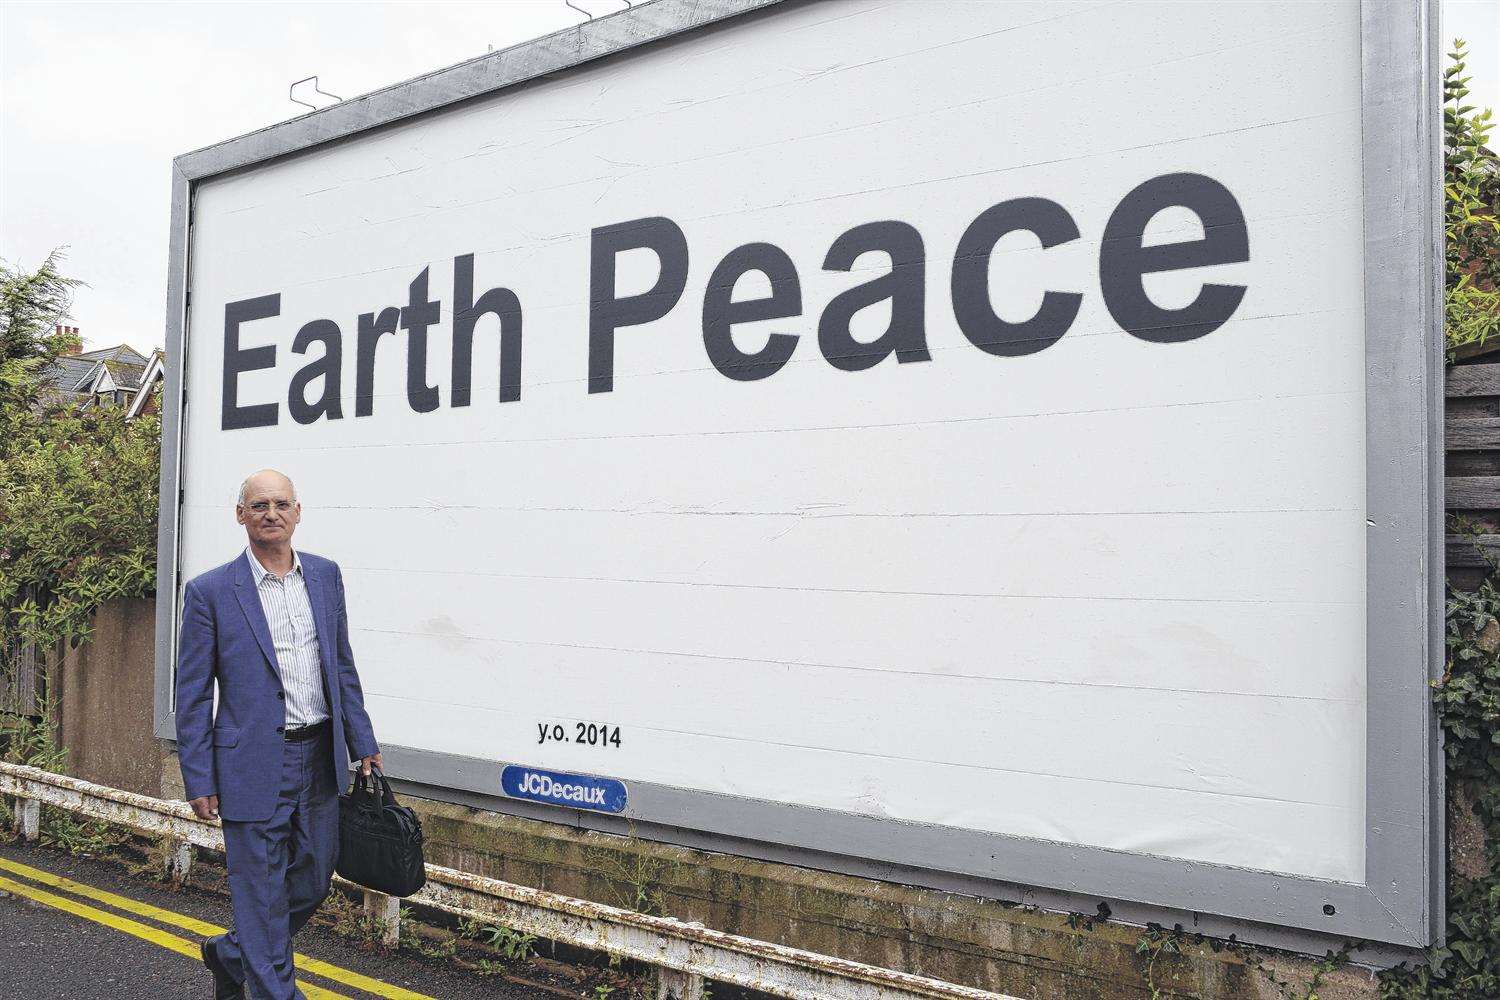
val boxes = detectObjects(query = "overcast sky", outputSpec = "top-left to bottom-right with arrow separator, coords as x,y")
3,0 -> 1497,354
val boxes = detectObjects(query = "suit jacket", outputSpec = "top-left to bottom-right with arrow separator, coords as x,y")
174,550 -> 379,822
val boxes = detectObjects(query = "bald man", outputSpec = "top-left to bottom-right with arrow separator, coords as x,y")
175,470 -> 381,1000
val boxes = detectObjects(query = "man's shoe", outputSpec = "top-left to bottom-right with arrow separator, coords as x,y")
200,936 -> 243,1000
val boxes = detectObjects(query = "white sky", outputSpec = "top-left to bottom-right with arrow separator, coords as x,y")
2,0 -> 1497,355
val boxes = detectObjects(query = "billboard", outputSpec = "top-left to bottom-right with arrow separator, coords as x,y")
155,0 -> 1444,948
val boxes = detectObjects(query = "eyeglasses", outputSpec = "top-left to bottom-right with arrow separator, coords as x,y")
244,500 -> 296,514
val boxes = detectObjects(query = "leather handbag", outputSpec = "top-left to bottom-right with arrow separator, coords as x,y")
336,766 -> 426,897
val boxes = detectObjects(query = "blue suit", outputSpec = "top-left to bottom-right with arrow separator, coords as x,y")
175,550 -> 378,999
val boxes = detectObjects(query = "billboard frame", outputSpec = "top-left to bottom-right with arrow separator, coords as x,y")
152,0 -> 1445,949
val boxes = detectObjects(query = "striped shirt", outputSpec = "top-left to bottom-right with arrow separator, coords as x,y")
245,548 -> 329,728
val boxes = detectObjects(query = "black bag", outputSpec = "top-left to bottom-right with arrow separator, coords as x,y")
337,766 -> 426,897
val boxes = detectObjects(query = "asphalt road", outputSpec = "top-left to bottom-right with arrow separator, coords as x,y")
0,838 -> 585,1000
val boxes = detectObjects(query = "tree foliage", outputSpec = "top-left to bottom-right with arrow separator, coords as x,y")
1445,40 -> 1500,357
0,250 -> 81,363
0,251 -> 82,426
0,253 -> 158,691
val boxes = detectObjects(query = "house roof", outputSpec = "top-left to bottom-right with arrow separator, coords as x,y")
77,343 -> 149,366
102,359 -> 147,390
39,342 -> 154,399
84,363 -> 118,395
41,355 -> 101,393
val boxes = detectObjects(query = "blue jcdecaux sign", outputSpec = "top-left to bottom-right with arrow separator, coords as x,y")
500,766 -> 628,814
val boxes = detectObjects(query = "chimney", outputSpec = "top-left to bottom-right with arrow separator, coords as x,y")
57,324 -> 82,354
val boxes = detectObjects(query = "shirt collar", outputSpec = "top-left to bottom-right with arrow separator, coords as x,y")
245,546 -> 302,584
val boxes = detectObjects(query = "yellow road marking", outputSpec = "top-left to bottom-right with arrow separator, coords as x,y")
0,856 -> 222,935
0,874 -> 348,1000
0,857 -> 435,1000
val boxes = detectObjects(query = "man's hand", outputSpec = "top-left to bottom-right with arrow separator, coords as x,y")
360,752 -> 383,776
189,794 -> 220,822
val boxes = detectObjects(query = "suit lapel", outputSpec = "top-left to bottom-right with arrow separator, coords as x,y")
303,559 -> 336,676
232,553 -> 280,678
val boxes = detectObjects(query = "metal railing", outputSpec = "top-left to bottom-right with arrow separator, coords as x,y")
0,761 -> 1017,1000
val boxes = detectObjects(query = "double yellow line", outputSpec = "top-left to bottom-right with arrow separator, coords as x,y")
0,855 -> 433,999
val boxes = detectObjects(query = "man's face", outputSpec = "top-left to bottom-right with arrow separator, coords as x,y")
236,477 -> 301,546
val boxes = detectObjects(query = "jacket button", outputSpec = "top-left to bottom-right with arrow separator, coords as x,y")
277,691 -> 285,700
276,726 -> 284,734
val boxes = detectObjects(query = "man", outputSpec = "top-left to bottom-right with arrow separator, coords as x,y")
175,469 -> 381,1000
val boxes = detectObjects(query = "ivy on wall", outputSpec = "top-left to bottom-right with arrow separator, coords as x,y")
1376,572 -> 1500,998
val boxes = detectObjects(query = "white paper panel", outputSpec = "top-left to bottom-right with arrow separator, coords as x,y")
179,0 -> 1367,880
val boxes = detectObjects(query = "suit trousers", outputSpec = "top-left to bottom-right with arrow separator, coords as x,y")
213,723 -> 340,1000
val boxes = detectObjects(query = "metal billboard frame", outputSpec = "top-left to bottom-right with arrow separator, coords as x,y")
153,0 -> 1445,950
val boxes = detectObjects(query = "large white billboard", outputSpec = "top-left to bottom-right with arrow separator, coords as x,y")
158,0 -> 1443,947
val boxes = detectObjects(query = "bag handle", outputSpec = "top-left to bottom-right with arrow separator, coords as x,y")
368,764 -> 399,807
347,765 -> 399,808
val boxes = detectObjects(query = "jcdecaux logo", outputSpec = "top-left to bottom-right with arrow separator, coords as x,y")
501,765 -> 627,814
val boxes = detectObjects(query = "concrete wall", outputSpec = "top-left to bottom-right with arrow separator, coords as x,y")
388,798 -> 1383,1000
54,597 -> 162,797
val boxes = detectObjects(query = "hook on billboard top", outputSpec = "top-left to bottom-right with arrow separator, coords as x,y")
288,75 -> 343,112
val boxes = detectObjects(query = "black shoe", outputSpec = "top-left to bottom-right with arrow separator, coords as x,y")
200,936 -> 244,1000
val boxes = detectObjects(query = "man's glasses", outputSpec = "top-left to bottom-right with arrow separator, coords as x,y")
244,500 -> 296,514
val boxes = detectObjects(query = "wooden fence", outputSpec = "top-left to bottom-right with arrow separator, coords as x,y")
0,640 -> 45,721
1445,358 -> 1500,588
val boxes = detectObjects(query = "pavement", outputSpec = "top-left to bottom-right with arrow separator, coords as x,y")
0,837 -> 592,1000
